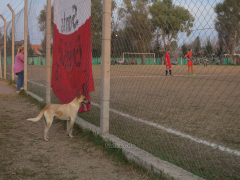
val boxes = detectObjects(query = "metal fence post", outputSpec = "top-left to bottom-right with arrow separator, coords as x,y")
0,48 -> 2,78
100,0 -> 112,135
7,4 -> 15,82
46,0 -> 51,104
0,15 -> 6,79
24,0 -> 28,90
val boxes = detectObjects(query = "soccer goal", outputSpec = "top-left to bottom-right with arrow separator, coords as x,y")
123,52 -> 155,65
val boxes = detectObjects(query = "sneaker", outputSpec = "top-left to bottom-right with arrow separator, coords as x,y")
17,91 -> 20,94
189,73 -> 192,75
191,73 -> 196,75
20,87 -> 24,90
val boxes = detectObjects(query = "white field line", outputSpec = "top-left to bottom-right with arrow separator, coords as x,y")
8,72 -> 47,88
28,80 -> 46,87
91,104 -> 240,157
14,76 -> 240,157
93,74 -> 237,79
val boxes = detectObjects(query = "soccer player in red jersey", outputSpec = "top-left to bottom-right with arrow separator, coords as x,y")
185,49 -> 195,75
165,49 -> 172,76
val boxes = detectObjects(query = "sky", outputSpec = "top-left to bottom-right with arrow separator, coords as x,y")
174,0 -> 219,46
0,0 -> 25,26
0,0 -> 49,44
0,0 -> 221,46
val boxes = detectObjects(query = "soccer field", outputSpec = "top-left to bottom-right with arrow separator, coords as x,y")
89,65 -> 240,179
6,64 -> 240,150
91,65 -> 240,149
7,64 -> 239,179
19,64 -> 240,151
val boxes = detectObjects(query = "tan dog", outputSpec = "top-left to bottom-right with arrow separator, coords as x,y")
27,92 -> 90,141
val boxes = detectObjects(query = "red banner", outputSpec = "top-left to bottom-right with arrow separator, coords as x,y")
51,0 -> 94,112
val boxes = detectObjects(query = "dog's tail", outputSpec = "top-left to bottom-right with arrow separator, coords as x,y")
27,106 -> 48,122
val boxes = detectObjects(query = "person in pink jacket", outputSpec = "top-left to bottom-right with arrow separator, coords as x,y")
13,47 -> 24,93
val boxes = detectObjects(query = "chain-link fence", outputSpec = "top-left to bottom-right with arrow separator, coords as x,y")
1,0 -> 240,179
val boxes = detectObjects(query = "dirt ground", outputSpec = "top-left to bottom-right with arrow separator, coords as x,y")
0,81 -> 160,180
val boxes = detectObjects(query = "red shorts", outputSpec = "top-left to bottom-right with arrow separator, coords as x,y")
188,61 -> 193,67
166,60 -> 171,69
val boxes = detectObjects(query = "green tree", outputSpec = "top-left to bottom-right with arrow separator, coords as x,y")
170,41 -> 178,51
214,0 -> 240,64
28,47 -> 35,57
6,31 -> 12,57
7,29 -> 27,58
193,36 -> 201,53
181,44 -> 187,56
149,0 -> 194,52
0,31 -> 3,41
37,5 -> 54,56
110,29 -> 134,58
91,0 -> 116,57
91,0 -> 103,57
118,0 -> 154,65
27,31 -> 34,57
155,34 -> 163,58
217,46 -> 223,57
204,38 -> 213,56
6,29 -> 19,58
38,34 -> 49,56
37,5 -> 54,37
0,32 -> 4,58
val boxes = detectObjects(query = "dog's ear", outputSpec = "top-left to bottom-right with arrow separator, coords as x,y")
77,91 -> 81,98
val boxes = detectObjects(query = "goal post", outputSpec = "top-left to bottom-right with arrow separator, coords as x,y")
123,52 -> 155,65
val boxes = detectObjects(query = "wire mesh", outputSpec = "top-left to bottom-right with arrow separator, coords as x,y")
26,0 -> 47,99
0,0 -> 240,179
105,0 -> 240,179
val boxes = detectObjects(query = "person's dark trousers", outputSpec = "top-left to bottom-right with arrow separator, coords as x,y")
16,70 -> 24,91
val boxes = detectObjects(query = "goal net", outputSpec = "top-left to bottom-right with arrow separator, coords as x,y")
122,52 -> 155,65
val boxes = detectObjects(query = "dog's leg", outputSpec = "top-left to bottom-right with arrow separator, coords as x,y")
43,116 -> 47,128
68,117 -> 75,138
67,120 -> 70,135
44,113 -> 53,141
43,115 -> 49,141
